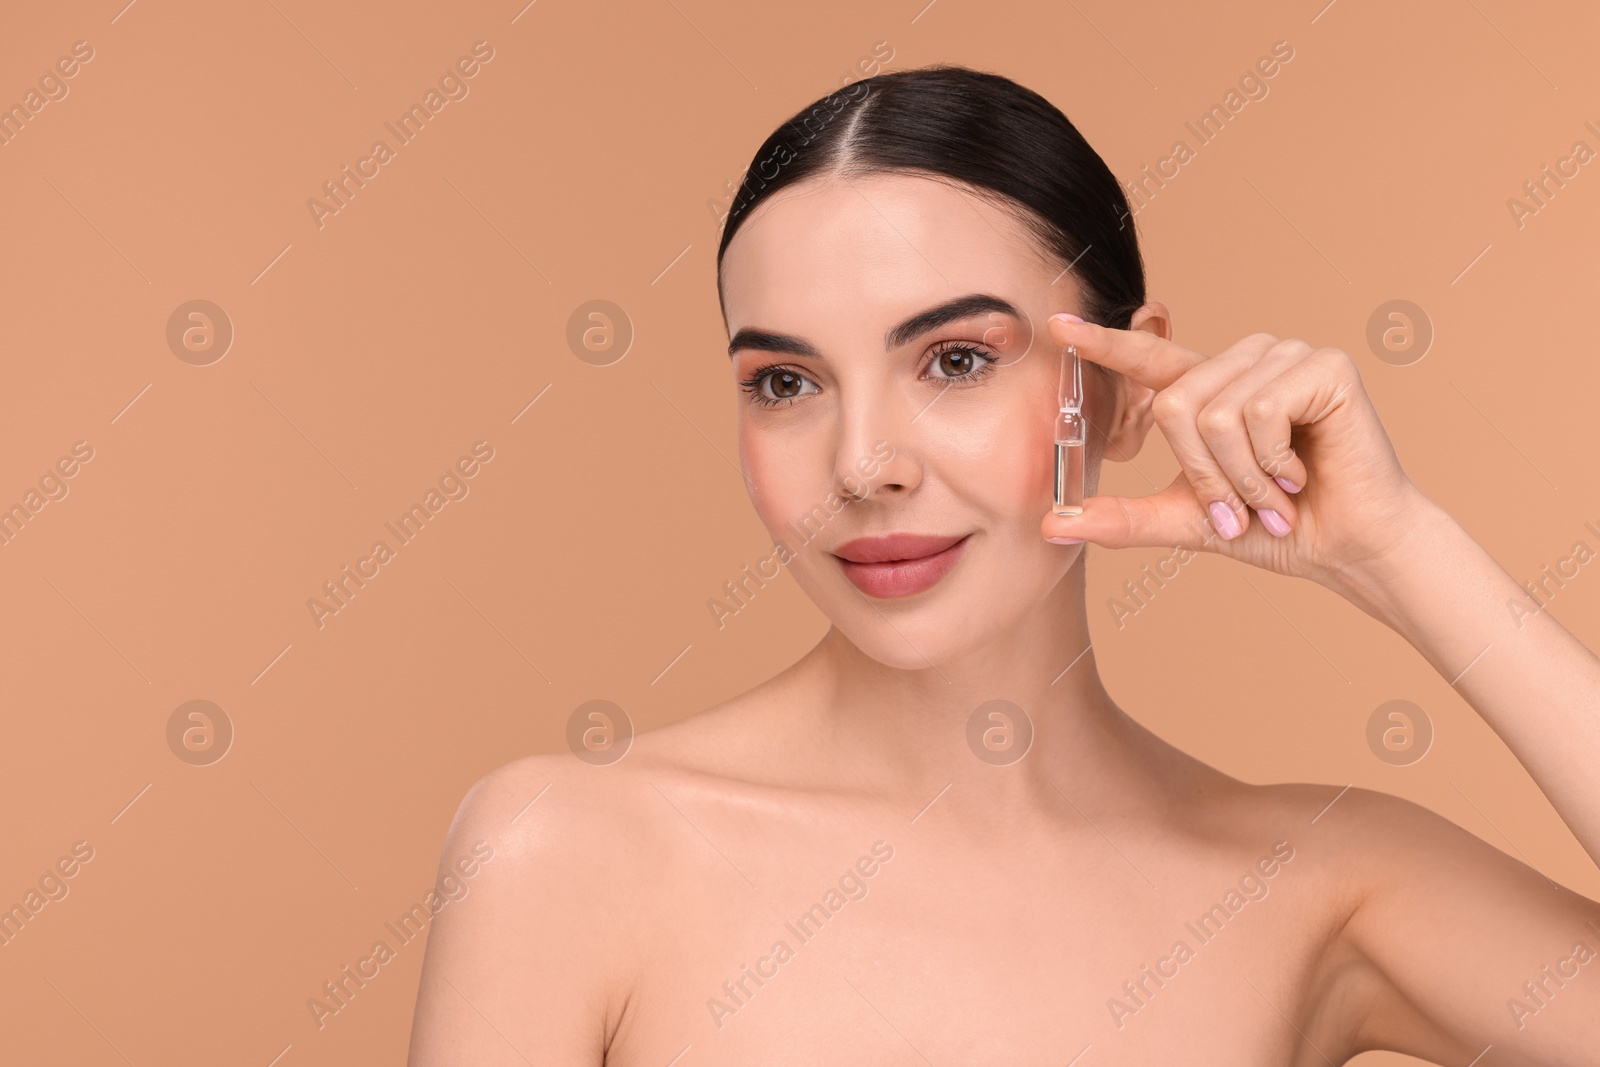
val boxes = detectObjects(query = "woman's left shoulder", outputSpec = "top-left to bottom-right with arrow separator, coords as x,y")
1216,779 -> 1590,912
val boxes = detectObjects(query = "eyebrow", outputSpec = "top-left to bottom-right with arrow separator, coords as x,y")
726,293 -> 1022,359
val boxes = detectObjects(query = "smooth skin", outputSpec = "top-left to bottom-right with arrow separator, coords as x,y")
408,173 -> 1600,1066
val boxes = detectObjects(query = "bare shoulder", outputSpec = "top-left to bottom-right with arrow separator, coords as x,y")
447,746 -> 658,843
1194,777 -> 1600,1060
430,689 -> 787,924
1153,752 -> 1476,865
1213,778 -> 1564,893
1130,753 -> 1532,931
439,740 -> 712,887
1172,774 -> 1547,906
409,722 -> 747,1065
1114,727 -> 1354,872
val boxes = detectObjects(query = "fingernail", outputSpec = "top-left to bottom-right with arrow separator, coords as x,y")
1053,313 -> 1085,324
1047,536 -> 1085,544
1257,508 -> 1291,537
1273,475 -> 1301,493
1207,500 -> 1242,540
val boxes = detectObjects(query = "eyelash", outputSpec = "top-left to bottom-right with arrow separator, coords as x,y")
739,340 -> 999,408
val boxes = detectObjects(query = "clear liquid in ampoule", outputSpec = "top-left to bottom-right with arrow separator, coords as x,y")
1054,437 -> 1084,516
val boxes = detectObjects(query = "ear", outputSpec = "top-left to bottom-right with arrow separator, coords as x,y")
1099,301 -> 1170,462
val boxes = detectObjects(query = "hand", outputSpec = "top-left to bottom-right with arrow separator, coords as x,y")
1041,315 -> 1435,592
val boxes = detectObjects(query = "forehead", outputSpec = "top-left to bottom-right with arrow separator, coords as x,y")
720,172 -> 1060,336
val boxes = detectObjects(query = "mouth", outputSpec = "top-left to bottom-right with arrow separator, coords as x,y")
830,532 -> 972,599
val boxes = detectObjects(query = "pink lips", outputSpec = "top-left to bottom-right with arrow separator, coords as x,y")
831,532 -> 971,598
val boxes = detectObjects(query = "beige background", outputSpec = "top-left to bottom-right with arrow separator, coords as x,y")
1,0 -> 1596,1063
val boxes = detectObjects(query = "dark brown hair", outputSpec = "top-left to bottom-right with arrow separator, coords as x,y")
714,64 -> 1146,331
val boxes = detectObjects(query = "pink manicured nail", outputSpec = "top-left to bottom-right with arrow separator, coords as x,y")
1053,313 -> 1085,324
1273,475 -> 1301,493
1048,536 -> 1085,544
1257,508 -> 1291,537
1207,500 -> 1242,539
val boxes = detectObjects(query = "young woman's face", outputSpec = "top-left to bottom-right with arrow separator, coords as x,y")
719,172 -> 1115,670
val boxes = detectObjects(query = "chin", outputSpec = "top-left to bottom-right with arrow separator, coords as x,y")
835,611 -> 975,671
807,565 -> 1008,671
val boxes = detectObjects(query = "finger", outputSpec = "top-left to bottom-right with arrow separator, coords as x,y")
1042,472 -> 1229,552
1240,347 -> 1360,489
1245,395 -> 1309,498
1046,315 -> 1208,392
1143,334 -> 1283,540
1195,340 -> 1316,535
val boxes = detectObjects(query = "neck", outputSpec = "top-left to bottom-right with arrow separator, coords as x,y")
786,557 -> 1136,804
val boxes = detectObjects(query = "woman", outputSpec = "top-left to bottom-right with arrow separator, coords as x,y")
408,65 -> 1600,1065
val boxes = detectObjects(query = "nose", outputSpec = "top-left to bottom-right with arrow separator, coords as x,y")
833,388 -> 920,501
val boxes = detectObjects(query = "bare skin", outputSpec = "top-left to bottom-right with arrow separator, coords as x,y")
408,174 -> 1600,1066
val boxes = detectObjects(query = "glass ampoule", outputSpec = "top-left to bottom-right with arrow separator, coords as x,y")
1053,342 -> 1085,517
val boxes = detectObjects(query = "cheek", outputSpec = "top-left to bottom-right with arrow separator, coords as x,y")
1009,419 -> 1058,507
740,422 -> 821,528
927,394 -> 1057,514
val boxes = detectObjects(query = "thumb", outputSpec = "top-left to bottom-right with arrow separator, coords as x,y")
1040,473 -> 1224,551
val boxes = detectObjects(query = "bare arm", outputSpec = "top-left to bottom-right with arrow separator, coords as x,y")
1330,491 -> 1600,866
1326,496 -> 1600,1062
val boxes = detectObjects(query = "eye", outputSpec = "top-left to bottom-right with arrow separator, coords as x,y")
741,364 -> 819,407
925,341 -> 998,382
